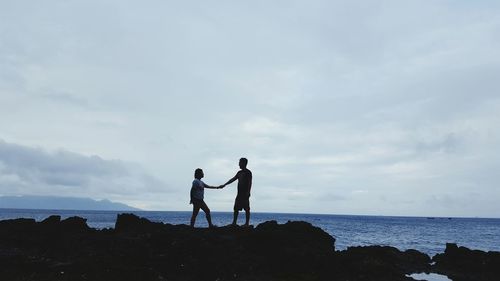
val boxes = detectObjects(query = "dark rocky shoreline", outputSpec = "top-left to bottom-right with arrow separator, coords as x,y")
0,214 -> 498,281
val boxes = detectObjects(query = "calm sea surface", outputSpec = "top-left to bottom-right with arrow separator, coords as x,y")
1,208 -> 499,256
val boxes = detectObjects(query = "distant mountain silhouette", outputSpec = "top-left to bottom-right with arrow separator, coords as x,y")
0,195 -> 140,211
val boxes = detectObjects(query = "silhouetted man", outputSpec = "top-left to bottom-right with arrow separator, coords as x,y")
222,158 -> 252,227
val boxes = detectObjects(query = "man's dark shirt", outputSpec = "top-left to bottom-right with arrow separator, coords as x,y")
236,169 -> 252,198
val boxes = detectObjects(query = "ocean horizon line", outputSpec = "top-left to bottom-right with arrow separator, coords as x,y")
1,207 -> 499,220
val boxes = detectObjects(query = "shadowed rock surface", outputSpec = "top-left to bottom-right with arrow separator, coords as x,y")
0,214 -> 496,281
433,243 -> 500,281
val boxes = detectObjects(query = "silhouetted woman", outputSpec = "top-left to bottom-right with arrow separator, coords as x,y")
190,168 -> 221,228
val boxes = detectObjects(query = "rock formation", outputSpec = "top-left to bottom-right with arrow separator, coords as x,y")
0,214 -> 497,281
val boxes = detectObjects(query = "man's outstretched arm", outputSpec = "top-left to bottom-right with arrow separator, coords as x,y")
222,174 -> 238,187
203,183 -> 223,189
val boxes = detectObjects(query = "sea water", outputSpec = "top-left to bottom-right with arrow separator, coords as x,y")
1,208 -> 499,257
407,273 -> 451,281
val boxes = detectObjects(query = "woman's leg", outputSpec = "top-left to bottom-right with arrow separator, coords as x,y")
190,204 -> 201,227
199,201 -> 214,227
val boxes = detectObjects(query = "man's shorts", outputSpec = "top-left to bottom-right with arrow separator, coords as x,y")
234,196 -> 250,211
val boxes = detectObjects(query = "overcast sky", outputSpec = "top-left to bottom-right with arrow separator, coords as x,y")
1,1 -> 499,217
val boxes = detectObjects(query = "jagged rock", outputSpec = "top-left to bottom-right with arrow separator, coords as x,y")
433,243 -> 500,281
115,213 -> 165,233
254,220 -> 335,252
336,246 -> 431,281
41,215 -> 61,226
60,216 -> 90,232
0,218 -> 36,234
0,214 -> 497,281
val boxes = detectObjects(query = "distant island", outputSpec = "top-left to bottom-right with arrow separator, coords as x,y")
0,195 -> 140,211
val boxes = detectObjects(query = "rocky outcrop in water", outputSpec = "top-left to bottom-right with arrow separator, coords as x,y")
0,214 -> 497,281
433,243 -> 500,281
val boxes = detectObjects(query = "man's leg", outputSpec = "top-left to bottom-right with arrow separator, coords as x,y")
243,198 -> 251,226
232,209 -> 239,225
190,204 -> 200,227
244,207 -> 250,226
232,198 -> 239,225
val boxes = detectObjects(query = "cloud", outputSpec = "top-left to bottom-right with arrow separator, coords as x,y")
0,139 -> 171,203
415,133 -> 460,154
1,1 -> 500,216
